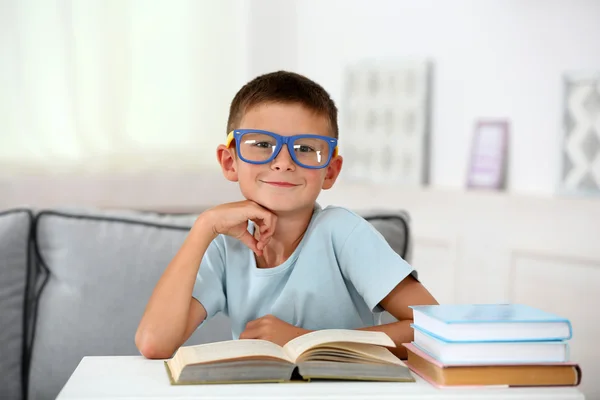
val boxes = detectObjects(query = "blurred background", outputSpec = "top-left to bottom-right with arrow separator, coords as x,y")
2,0 -> 600,205
1,0 -> 599,398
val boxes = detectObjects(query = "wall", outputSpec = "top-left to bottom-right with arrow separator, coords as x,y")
4,0 -> 600,206
261,0 -> 600,196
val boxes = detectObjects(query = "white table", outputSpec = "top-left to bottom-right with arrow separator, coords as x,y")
57,356 -> 585,400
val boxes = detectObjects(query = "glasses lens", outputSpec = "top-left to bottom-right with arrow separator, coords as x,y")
239,132 -> 278,162
292,137 -> 332,167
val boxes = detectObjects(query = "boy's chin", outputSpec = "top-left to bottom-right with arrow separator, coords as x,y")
246,196 -> 315,215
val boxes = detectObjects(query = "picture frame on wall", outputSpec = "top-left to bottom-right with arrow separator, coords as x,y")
561,72 -> 600,196
466,120 -> 510,190
339,59 -> 433,187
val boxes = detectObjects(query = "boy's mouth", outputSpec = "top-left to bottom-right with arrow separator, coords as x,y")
261,180 -> 299,188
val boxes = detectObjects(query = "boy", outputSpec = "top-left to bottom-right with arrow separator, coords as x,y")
135,71 -> 437,360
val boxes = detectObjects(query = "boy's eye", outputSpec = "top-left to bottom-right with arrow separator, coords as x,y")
241,133 -> 277,150
254,141 -> 274,149
294,144 -> 315,153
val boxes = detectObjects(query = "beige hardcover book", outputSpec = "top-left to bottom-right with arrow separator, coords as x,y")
165,329 -> 415,384
403,343 -> 582,387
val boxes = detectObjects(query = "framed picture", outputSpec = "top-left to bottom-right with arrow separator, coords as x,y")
466,120 -> 509,190
339,60 -> 432,187
561,72 -> 600,196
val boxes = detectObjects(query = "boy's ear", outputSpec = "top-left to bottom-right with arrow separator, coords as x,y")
322,155 -> 343,190
216,144 -> 239,182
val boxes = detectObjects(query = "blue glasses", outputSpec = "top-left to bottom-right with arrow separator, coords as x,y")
226,129 -> 338,169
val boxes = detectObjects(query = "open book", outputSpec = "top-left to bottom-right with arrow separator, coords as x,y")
165,329 -> 415,384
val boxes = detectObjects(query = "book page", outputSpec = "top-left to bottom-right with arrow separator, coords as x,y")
297,342 -> 403,365
180,339 -> 292,366
283,329 -> 395,361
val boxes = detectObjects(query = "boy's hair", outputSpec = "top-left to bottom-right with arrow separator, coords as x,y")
227,71 -> 338,138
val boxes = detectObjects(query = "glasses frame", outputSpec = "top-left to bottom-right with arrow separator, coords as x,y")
226,129 -> 338,169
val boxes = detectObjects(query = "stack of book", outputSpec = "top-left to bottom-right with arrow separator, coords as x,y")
403,304 -> 582,388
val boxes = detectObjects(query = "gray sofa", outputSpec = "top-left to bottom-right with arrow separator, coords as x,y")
0,206 -> 412,400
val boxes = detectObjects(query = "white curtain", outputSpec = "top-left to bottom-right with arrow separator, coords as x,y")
0,0 -> 247,174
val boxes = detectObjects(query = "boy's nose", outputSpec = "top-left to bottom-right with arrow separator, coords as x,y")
270,145 -> 296,171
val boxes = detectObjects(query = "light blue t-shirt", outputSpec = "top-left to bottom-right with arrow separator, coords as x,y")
192,204 -> 416,339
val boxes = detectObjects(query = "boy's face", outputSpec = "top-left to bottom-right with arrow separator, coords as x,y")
217,103 -> 343,214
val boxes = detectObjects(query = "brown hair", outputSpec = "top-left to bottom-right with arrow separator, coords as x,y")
226,71 -> 338,138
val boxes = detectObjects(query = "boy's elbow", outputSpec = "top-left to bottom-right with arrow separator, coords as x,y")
138,343 -> 173,360
135,330 -> 175,359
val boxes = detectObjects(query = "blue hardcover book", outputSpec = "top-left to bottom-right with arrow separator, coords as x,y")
409,304 -> 572,342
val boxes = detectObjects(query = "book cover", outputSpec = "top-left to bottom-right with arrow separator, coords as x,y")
410,304 -> 571,325
410,304 -> 573,342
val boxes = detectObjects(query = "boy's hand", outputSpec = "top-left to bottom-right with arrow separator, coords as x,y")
201,200 -> 277,256
239,315 -> 311,346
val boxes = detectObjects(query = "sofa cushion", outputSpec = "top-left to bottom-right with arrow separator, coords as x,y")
362,210 -> 412,261
27,209 -> 232,400
0,209 -> 33,400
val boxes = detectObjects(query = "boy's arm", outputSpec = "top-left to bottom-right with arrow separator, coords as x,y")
358,274 -> 438,359
136,201 -> 277,359
135,218 -> 214,359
